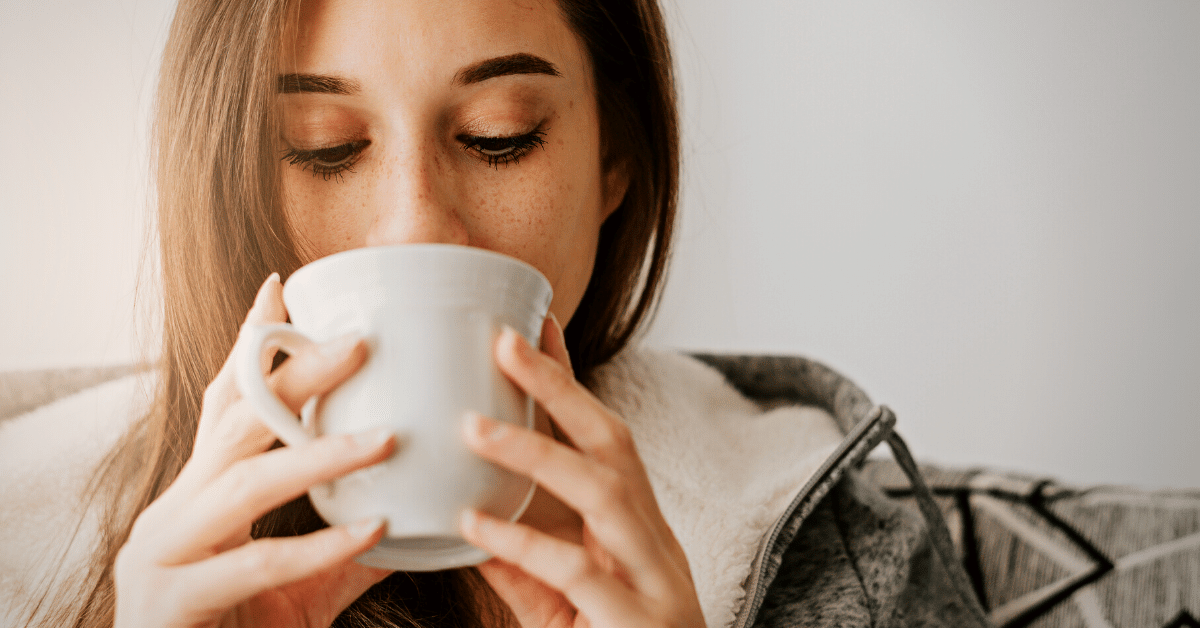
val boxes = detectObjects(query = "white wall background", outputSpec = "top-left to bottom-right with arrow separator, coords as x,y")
2,1 -> 1197,489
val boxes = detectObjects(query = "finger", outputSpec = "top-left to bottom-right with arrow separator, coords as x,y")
155,429 -> 396,563
182,333 -> 367,494
464,412 -> 668,596
313,563 -> 394,625
476,558 -> 571,628
165,275 -> 288,501
267,332 -> 367,414
168,398 -> 281,502
179,518 -> 385,616
249,273 -> 289,371
539,313 -> 573,377
495,326 -> 635,465
204,273 -> 287,414
280,559 -> 393,625
460,509 -> 644,627
535,314 -> 576,447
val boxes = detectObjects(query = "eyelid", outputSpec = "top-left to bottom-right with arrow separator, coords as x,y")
281,139 -> 370,182
457,127 -> 547,168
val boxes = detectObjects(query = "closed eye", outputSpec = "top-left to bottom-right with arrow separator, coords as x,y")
281,139 -> 371,181
458,129 -> 547,168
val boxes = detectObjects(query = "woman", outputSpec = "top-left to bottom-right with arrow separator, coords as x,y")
37,0 -> 688,625
14,0 -> 990,626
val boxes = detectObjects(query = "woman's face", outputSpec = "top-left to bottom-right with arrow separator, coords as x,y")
279,0 -> 626,325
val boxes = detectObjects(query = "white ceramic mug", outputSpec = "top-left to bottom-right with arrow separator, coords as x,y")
234,244 -> 552,571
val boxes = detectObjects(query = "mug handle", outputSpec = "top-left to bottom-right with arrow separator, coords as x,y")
234,322 -> 317,446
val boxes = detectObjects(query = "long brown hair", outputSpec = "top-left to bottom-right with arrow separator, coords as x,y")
35,0 -> 678,625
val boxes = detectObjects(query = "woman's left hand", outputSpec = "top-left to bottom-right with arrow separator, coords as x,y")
459,316 -> 706,628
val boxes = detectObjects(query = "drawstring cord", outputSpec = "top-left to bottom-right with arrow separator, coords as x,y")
882,406 -> 994,626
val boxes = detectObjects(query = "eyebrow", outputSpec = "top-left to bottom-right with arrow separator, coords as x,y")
277,73 -> 361,95
276,53 -> 560,96
455,53 -> 562,85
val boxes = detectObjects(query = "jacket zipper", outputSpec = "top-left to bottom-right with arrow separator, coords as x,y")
730,405 -> 896,628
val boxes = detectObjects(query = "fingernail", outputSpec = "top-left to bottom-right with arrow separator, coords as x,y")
459,508 -> 480,533
259,272 -> 280,295
319,332 -> 361,358
251,273 -> 280,309
348,517 -> 384,539
463,411 -> 506,443
499,325 -> 527,356
353,427 -> 393,449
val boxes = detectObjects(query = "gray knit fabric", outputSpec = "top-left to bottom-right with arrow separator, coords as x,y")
863,460 -> 1200,628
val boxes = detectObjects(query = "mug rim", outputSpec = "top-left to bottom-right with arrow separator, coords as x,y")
280,243 -> 554,327
286,243 -> 550,289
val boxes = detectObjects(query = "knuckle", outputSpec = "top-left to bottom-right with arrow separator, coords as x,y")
510,523 -> 539,556
238,542 -> 277,579
113,543 -> 139,577
524,429 -> 556,461
605,418 -> 634,450
240,537 -> 302,585
315,433 -> 360,462
591,415 -> 634,457
591,466 -> 628,511
219,458 -> 270,504
127,500 -> 167,544
543,362 -> 577,397
557,548 -> 600,592
207,401 -> 250,445
201,382 -> 222,410
519,435 -> 563,482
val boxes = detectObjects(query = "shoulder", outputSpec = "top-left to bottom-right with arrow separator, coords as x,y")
0,370 -> 150,616
588,347 -> 846,628
587,347 -> 844,482
587,346 -> 760,417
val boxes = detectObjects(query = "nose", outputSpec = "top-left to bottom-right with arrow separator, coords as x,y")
364,143 -> 469,247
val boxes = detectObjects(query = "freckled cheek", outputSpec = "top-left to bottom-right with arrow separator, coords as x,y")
463,170 -> 554,251
282,174 -> 371,258
529,175 -> 602,314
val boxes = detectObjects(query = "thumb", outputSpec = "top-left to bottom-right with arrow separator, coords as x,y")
240,272 -> 288,374
246,272 -> 288,326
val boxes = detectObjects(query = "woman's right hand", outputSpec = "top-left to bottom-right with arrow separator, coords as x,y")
114,274 -> 396,628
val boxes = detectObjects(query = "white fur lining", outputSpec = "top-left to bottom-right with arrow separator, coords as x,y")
590,349 -> 844,628
0,372 -> 149,625
0,350 -> 842,628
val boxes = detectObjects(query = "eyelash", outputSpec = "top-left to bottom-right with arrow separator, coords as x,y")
458,128 -> 548,168
281,128 -> 548,181
282,139 -> 370,182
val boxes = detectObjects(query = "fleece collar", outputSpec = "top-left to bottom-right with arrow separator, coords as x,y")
589,348 -> 844,628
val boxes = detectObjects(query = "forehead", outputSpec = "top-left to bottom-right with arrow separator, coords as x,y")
284,0 -> 587,83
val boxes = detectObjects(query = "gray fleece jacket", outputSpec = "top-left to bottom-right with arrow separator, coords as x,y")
589,350 -> 993,628
708,353 -> 994,627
